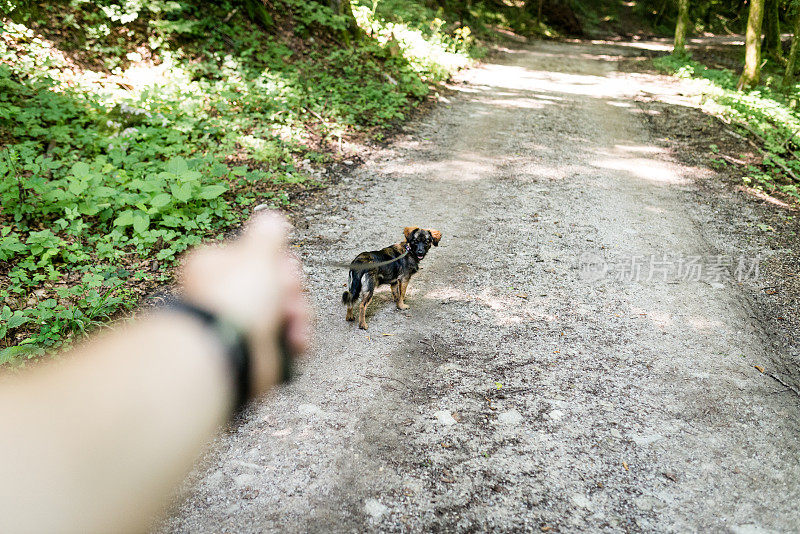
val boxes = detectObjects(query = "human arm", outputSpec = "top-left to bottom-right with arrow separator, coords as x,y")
0,213 -> 310,533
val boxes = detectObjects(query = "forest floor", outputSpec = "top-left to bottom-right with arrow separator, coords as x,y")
157,40 -> 800,532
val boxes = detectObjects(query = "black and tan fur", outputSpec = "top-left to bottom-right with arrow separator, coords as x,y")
342,226 -> 442,330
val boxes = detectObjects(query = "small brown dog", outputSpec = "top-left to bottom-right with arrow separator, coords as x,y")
342,226 -> 442,329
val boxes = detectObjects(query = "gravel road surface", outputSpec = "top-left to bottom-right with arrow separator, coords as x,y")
158,41 -> 800,533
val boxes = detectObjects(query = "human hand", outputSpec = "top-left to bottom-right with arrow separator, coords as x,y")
179,212 -> 311,396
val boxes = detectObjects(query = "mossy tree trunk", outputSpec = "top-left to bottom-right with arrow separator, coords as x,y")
329,0 -> 362,45
763,0 -> 782,60
673,0 -> 690,55
738,0 -> 766,90
241,0 -> 273,29
784,3 -> 800,86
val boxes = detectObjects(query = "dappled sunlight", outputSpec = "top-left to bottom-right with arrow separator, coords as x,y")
382,153 -> 496,181
423,285 -> 554,326
630,306 -> 726,334
577,39 -> 674,52
686,315 -> 726,332
481,97 -> 549,109
614,144 -> 665,154
593,157 -> 687,185
588,144 -> 687,185
461,59 -> 640,99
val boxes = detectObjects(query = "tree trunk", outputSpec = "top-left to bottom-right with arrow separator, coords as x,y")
673,0 -> 689,55
738,0 -> 766,90
784,5 -> 800,86
241,0 -> 273,29
329,0 -> 362,45
763,0 -> 782,59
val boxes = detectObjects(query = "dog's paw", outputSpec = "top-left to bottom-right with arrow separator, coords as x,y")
359,323 -> 369,330
396,303 -> 410,310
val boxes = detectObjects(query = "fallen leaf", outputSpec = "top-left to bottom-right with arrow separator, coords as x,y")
754,365 -> 765,373
622,461 -> 629,471
517,293 -> 528,299
381,333 -> 395,336
663,471 -> 678,482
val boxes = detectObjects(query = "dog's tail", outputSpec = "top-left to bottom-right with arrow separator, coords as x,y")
342,269 -> 362,305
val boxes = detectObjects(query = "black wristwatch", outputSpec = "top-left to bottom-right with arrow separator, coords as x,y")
164,299 -> 293,415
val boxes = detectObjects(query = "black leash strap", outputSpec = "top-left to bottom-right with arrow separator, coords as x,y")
326,251 -> 409,270
327,245 -> 411,270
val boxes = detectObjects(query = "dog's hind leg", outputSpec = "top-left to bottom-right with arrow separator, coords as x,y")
343,269 -> 362,322
358,276 -> 375,330
358,293 -> 373,329
390,282 -> 399,303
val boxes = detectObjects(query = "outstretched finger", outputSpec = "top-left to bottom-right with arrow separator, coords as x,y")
241,212 -> 291,254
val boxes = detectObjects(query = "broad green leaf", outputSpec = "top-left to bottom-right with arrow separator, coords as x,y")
8,313 -> 29,329
161,215 -> 183,227
171,183 -> 193,202
114,210 -> 136,227
94,186 -> 117,197
68,180 -> 88,195
79,203 -> 101,216
71,161 -> 91,178
151,193 -> 172,208
199,184 -> 227,199
166,157 -> 188,175
178,170 -> 202,182
133,213 -> 150,234
0,345 -> 31,365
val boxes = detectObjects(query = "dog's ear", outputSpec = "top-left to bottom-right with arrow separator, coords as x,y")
403,226 -> 419,240
428,229 -> 442,246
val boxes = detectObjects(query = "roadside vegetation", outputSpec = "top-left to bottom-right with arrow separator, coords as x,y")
1,0 -> 540,363
654,54 -> 800,202
6,0 -> 799,364
651,0 -> 800,205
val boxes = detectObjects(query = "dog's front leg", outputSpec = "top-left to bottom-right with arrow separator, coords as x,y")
396,279 -> 410,310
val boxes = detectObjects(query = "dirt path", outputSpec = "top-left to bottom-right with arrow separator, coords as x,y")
159,42 -> 800,533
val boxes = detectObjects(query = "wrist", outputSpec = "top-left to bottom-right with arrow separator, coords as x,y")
161,299 -> 252,415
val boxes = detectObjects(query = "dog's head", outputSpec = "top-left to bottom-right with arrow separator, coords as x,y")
403,226 -> 441,261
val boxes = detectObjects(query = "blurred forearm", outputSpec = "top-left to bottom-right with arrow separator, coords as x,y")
0,312 -> 237,533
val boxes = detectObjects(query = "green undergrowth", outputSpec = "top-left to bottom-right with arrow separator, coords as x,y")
654,54 -> 800,202
0,0 -> 484,363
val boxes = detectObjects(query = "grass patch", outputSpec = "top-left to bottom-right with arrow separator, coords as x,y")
654,54 -> 800,202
